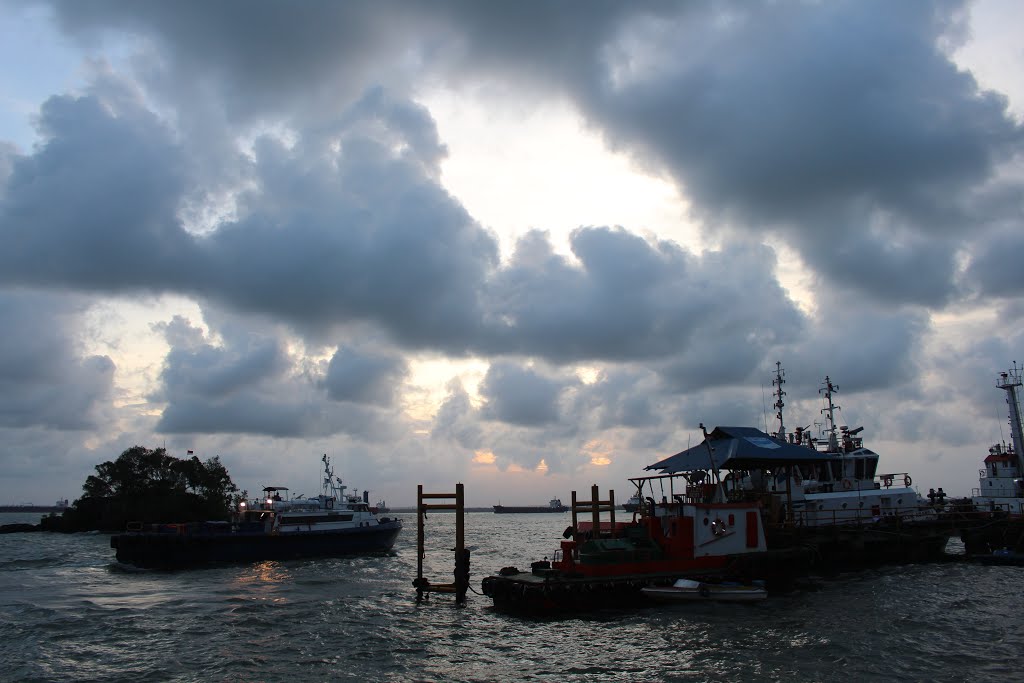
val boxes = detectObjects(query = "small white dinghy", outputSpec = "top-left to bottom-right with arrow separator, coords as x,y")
641,578 -> 767,603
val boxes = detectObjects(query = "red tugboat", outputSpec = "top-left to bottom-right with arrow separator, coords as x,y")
482,367 -> 955,613
480,428 -> 826,613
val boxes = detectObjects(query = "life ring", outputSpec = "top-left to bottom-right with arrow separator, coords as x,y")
904,475 -> 912,487
841,478 -> 853,491
883,475 -> 894,488
326,498 -> 333,510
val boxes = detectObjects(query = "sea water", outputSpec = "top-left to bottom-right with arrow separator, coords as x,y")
1,511 -> 1021,682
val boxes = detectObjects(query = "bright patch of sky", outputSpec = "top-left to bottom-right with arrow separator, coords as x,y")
424,90 -> 695,261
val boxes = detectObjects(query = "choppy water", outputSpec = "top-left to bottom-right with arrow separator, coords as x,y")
1,511 -> 1022,682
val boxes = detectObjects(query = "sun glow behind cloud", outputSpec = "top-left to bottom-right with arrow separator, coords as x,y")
472,449 -> 496,465
423,90 -> 697,261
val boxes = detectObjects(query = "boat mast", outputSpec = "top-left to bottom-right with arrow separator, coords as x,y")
997,363 -> 1024,474
322,454 -> 345,500
773,361 -> 787,441
699,422 -> 724,500
819,376 -> 840,452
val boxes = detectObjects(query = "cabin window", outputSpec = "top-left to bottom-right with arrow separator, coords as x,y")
854,459 -> 865,480
830,462 -> 843,480
282,514 -> 353,524
865,459 -> 878,479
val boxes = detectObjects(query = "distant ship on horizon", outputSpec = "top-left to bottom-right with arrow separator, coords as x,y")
493,498 -> 568,513
0,499 -> 68,513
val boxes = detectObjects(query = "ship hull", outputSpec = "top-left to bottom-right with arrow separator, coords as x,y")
480,549 -> 803,613
111,520 -> 402,569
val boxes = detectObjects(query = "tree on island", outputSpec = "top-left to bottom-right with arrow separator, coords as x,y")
53,446 -> 239,532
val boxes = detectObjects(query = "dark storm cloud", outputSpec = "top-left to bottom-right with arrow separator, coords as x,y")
966,228 -> 1024,297
152,316 -> 400,440
40,0 -> 432,122
430,378 -> 483,450
429,0 -> 1023,308
0,142 -> 15,190
483,228 -> 806,362
323,346 -> 408,407
0,290 -> 114,430
0,93 -> 197,292
0,84 -> 499,348
778,289 -> 931,395
573,2 -> 1020,306
0,81 -> 816,371
27,0 -> 1024,309
583,368 -> 661,430
154,318 -> 288,400
2,0 -> 1016,454
196,89 -> 497,346
479,362 -> 574,427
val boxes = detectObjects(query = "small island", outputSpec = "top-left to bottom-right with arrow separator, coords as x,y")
14,446 -> 240,533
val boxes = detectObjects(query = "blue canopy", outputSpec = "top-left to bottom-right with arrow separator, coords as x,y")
645,426 -> 835,473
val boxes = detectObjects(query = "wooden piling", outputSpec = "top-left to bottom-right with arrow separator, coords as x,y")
414,483 -> 469,604
569,485 -> 616,548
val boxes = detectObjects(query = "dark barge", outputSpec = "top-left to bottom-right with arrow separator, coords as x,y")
112,519 -> 401,568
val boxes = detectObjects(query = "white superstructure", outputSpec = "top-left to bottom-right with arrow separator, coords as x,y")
751,368 -> 925,526
240,454 -> 395,533
973,364 -> 1024,516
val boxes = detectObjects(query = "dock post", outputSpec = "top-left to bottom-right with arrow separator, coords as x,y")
571,489 -> 578,535
571,486 -> 617,541
416,484 -> 425,601
414,483 -> 469,605
454,483 -> 469,604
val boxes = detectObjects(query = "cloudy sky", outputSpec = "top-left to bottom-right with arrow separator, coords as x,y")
1,0 -> 1022,506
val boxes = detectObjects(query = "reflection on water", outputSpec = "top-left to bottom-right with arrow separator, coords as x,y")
1,512 -> 1022,682
234,561 -> 294,604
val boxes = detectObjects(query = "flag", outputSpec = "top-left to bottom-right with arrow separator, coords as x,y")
187,450 -> 194,454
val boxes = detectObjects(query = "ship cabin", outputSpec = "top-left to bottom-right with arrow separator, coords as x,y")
643,426 -> 923,529
974,443 -> 1024,506
645,426 -> 836,499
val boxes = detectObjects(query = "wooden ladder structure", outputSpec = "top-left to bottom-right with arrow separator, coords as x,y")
413,483 -> 469,604
571,484 -> 617,539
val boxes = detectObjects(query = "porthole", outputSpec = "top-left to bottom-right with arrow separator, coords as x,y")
842,503 -> 848,509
